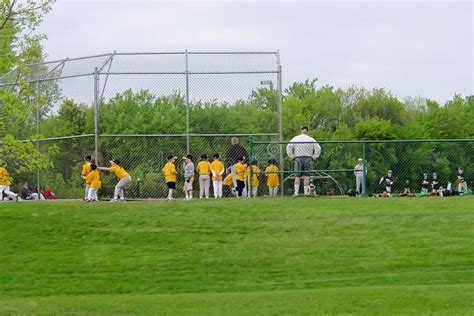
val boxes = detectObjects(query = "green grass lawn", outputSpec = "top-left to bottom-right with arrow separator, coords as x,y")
0,197 -> 473,315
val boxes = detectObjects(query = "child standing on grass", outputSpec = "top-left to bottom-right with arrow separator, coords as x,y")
86,164 -> 101,202
162,155 -> 177,201
235,157 -> 247,198
196,154 -> 211,199
210,153 -> 225,198
0,162 -> 18,202
265,158 -> 280,197
247,160 -> 260,198
80,155 -> 92,201
98,159 -> 131,202
183,154 -> 194,200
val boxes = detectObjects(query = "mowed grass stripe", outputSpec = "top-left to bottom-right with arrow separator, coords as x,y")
0,197 -> 473,313
0,284 -> 472,315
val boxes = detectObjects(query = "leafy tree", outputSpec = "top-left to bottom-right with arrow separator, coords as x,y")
0,0 -> 55,183
248,87 -> 277,111
355,118 -> 396,140
284,79 -> 318,100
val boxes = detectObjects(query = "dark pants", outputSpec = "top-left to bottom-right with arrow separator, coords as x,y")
236,180 -> 245,197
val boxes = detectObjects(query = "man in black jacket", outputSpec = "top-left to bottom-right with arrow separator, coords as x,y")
225,137 -> 248,192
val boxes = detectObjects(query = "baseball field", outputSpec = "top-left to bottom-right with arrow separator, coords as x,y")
0,197 -> 473,315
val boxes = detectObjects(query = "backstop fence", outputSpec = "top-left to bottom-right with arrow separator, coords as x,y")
0,51 -> 283,154
7,136 -> 474,200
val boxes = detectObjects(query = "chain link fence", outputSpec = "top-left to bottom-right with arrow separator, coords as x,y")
5,137 -> 473,199
250,139 -> 474,197
26,134 -> 275,199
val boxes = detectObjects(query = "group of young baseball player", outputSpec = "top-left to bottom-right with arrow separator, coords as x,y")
159,153 -> 281,201
77,152 -> 281,202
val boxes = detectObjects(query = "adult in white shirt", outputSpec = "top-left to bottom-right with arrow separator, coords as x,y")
286,126 -> 321,196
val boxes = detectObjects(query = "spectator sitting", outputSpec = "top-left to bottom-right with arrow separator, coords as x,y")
399,180 -> 415,197
379,170 -> 394,196
430,173 -> 441,196
20,182 -> 40,200
42,186 -> 56,200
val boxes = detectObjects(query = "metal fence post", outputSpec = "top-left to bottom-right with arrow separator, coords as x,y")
185,49 -> 190,153
362,141 -> 367,196
276,50 -> 284,196
36,80 -> 41,195
94,67 -> 99,162
248,136 -> 253,198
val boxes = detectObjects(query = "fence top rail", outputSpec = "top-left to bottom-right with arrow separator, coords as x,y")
99,133 -> 278,137
100,70 -> 279,75
11,134 -> 95,143
18,133 -> 278,142
253,138 -> 474,144
2,51 -> 279,69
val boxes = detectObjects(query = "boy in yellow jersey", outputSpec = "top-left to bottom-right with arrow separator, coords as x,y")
247,160 -> 261,198
86,164 -> 101,202
235,157 -> 247,197
0,163 -> 18,202
162,155 -> 177,201
210,153 -> 225,198
98,159 -> 131,202
80,155 -> 92,201
222,172 -> 233,197
265,158 -> 280,197
196,154 -> 211,199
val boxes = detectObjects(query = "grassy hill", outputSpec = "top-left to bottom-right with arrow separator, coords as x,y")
0,197 -> 473,314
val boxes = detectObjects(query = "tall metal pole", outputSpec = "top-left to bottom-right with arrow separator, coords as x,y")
276,51 -> 284,195
94,67 -> 99,162
185,50 -> 190,153
36,80 -> 40,195
362,141 -> 367,196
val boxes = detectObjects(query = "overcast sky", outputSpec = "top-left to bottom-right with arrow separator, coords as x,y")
37,0 -> 473,104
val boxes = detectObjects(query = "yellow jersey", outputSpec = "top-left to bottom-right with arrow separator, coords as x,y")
81,162 -> 91,177
108,165 -> 129,179
210,160 -> 225,181
265,165 -> 280,187
235,162 -> 247,181
247,165 -> 260,187
86,169 -> 102,189
196,161 -> 211,175
0,167 -> 12,186
162,162 -> 177,183
223,174 -> 233,186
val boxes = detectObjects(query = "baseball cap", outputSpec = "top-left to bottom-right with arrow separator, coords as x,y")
357,158 -> 363,162
167,155 -> 177,160
183,154 -> 193,160
300,125 -> 309,131
110,159 -> 120,165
